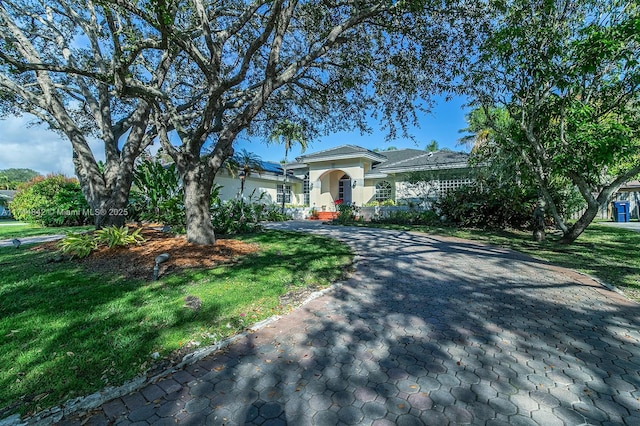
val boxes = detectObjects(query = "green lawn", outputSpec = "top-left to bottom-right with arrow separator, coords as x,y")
0,222 -> 93,239
0,230 -> 352,417
359,222 -> 640,302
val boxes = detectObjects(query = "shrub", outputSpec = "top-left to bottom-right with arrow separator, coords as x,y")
128,159 -> 185,227
436,184 -> 536,229
58,226 -> 146,258
210,190 -> 291,235
364,199 -> 397,207
10,175 -> 90,226
335,203 -> 360,225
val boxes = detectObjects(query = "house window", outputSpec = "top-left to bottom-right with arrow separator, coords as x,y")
277,184 -> 291,204
303,174 -> 310,206
375,181 -> 393,202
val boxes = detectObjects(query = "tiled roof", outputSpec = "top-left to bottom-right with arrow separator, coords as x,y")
296,145 -> 386,162
620,180 -> 640,190
371,149 -> 469,173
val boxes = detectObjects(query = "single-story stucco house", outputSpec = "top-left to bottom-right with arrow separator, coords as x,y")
215,145 -> 472,210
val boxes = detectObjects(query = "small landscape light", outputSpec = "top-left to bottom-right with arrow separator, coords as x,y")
153,253 -> 171,280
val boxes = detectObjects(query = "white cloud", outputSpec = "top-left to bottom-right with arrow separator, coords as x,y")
0,114 -> 104,176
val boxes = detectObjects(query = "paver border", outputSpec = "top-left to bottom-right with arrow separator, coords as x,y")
3,240 -> 356,426
3,222 -> 637,425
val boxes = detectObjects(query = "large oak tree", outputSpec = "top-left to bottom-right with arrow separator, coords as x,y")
0,0 -> 169,227
1,0 -> 483,243
140,0 -> 484,244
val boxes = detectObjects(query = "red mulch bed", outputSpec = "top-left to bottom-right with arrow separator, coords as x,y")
33,227 -> 258,281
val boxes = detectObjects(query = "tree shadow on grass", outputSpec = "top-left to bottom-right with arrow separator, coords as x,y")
0,229 -> 352,418
142,222 -> 640,425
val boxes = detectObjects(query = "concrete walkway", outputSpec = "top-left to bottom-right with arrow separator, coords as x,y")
0,234 -> 65,248
599,221 -> 640,233
48,222 -> 640,425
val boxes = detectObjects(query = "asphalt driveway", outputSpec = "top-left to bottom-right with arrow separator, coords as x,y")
39,222 -> 640,425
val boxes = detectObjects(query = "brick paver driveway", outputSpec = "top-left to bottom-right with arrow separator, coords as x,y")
57,221 -> 639,425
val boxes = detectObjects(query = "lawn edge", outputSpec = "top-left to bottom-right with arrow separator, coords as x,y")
6,278 -> 349,426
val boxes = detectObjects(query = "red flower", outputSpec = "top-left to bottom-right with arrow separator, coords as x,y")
334,199 -> 344,205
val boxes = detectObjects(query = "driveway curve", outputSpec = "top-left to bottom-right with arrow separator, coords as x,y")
52,222 -> 640,425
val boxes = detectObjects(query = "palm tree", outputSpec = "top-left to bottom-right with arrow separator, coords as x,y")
225,149 -> 264,197
269,120 -> 308,211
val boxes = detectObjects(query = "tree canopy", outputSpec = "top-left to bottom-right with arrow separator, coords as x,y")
464,0 -> 640,243
1,0 -> 485,243
0,0 -> 161,227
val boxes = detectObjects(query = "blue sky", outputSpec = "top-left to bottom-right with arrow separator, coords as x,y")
237,95 -> 472,163
0,95 -> 472,176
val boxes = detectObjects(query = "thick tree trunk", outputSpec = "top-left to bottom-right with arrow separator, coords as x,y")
182,168 -> 216,245
92,177 -> 133,228
75,159 -> 134,229
558,202 -> 600,244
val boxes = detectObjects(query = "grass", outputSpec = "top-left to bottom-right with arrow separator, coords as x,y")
0,230 -> 353,418
357,222 -> 640,302
0,222 -> 93,239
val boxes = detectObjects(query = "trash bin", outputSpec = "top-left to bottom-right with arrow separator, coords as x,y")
612,200 -> 631,222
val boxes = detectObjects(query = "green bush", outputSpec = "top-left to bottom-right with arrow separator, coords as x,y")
371,209 -> 442,226
436,184 -> 536,229
128,159 -> 185,227
210,190 -> 291,235
336,203 -> 360,225
10,175 -> 90,226
364,199 -> 396,207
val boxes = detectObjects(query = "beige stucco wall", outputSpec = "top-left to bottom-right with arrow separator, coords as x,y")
215,174 -> 303,205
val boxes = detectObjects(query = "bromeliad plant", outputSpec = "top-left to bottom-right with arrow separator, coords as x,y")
58,233 -> 98,258
59,226 -> 146,258
95,226 -> 145,248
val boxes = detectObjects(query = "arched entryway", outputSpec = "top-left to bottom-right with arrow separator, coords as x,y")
316,169 -> 353,208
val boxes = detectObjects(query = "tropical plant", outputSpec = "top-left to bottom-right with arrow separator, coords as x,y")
225,149 -> 265,197
270,120 -> 309,212
58,233 -> 97,259
94,226 -> 145,248
210,190 -> 290,235
9,175 -> 90,226
58,226 -> 145,258
129,159 -> 184,228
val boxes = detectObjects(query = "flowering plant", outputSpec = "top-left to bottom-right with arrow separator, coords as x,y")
334,199 -> 344,205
